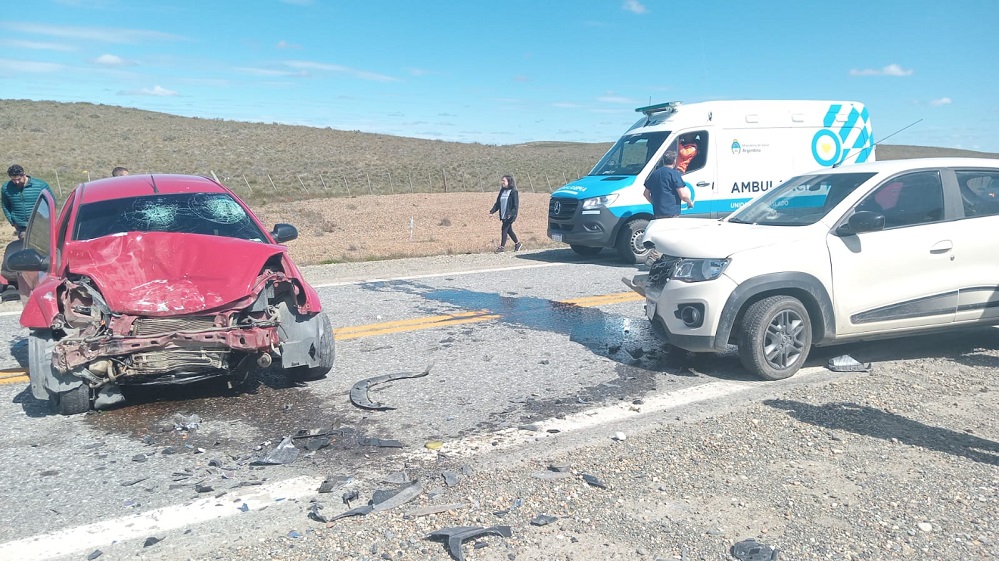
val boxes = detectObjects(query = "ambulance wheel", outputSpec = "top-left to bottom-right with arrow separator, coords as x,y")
615,218 -> 651,264
570,245 -> 602,256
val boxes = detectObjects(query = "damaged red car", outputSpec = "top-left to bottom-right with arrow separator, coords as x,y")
8,174 -> 335,415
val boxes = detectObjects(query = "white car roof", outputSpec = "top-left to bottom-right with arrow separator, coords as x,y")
822,157 -> 999,175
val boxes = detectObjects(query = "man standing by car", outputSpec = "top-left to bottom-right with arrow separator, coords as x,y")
643,151 -> 693,218
2,164 -> 53,294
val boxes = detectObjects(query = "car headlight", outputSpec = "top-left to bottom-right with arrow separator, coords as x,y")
581,194 -> 618,210
671,258 -> 729,282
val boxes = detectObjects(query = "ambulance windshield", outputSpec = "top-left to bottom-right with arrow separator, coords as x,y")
589,132 -> 670,176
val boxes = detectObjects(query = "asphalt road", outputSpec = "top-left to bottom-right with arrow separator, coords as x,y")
0,248 -> 965,560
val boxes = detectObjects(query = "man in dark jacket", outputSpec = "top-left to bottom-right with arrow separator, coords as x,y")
2,164 -> 54,293
643,151 -> 693,218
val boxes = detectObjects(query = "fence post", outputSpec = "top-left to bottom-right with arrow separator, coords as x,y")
543,172 -> 552,191
441,168 -> 448,193
296,175 -> 310,195
242,174 -> 253,194
366,172 -> 373,195
408,172 -> 414,193
318,173 -> 328,192
54,169 -> 62,199
387,171 -> 394,194
267,174 -> 277,192
342,173 -> 351,196
527,172 -> 535,192
562,172 -> 568,186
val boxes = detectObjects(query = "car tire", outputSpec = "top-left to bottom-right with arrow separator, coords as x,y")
615,218 -> 651,264
570,245 -> 602,256
737,295 -> 812,380
286,312 -> 335,381
48,384 -> 91,416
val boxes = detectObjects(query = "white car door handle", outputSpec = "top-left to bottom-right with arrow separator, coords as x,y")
930,240 -> 953,254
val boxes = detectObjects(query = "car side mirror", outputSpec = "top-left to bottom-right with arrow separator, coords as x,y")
836,211 -> 885,236
271,223 -> 298,244
6,248 -> 49,272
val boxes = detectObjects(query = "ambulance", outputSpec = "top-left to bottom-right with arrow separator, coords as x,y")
547,100 -> 876,263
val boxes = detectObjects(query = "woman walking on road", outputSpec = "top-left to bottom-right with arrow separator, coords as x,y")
489,174 -> 522,253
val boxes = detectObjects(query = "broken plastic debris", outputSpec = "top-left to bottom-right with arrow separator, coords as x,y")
582,474 -> 608,489
238,503 -> 249,512
142,537 -> 161,548
359,437 -> 404,448
425,440 -> 444,450
530,514 -> 558,526
308,503 -> 329,523
330,504 -> 374,521
251,436 -> 300,465
195,483 -> 214,493
442,471 -> 459,487
86,550 -> 102,560
427,526 -> 512,561
731,538 -> 780,561
287,530 -> 302,539
404,503 -> 466,518
371,480 -> 424,512
827,354 -> 871,372
318,475 -> 352,493
349,362 -> 434,410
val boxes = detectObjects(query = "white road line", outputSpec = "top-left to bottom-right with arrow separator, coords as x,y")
311,262 -> 565,288
0,475 -> 322,561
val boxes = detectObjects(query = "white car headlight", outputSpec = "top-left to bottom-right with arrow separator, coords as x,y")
581,194 -> 618,210
671,258 -> 729,282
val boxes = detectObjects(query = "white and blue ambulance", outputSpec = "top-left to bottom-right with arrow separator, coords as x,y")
547,100 -> 876,263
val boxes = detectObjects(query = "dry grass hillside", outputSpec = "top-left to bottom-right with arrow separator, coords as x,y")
4,99 -> 997,265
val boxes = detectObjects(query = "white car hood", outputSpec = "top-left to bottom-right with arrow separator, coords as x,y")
643,218 -> 816,258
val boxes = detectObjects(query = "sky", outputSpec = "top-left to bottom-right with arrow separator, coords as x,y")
3,0 -> 999,152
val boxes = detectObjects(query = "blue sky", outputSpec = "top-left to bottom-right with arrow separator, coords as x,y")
3,0 -> 998,152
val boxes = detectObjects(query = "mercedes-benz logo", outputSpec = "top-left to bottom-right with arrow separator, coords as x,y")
553,201 -> 562,214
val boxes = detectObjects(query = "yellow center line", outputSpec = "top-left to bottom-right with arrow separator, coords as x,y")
0,292 -> 643,384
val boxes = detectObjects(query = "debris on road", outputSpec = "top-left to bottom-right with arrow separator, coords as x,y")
404,502 -> 466,518
349,362 -> 434,410
582,473 -> 608,489
427,525 -> 512,561
731,537 -> 780,561
251,436 -> 300,465
318,475 -> 353,494
371,480 -> 423,512
359,437 -> 404,448
530,514 -> 558,526
827,354 -> 872,373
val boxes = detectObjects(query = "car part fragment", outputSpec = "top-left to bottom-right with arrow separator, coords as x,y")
427,526 -> 513,561
349,362 -> 434,410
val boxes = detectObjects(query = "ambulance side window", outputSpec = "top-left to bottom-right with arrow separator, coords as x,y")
676,131 -> 708,174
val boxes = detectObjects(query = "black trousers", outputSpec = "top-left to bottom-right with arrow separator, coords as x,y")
500,218 -> 519,246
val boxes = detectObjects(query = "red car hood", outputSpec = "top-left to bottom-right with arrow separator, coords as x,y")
61,232 -> 293,315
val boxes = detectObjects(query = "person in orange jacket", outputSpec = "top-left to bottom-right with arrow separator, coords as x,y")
676,136 -> 698,173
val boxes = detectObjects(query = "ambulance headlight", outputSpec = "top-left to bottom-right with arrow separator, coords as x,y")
581,194 -> 618,210
671,258 -> 729,282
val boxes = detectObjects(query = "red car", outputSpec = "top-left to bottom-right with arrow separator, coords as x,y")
8,174 -> 334,415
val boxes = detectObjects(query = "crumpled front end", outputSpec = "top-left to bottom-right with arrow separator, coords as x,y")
48,270 -> 296,386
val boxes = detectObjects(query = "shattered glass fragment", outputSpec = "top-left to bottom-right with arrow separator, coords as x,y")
582,474 -> 608,489
251,436 -> 300,465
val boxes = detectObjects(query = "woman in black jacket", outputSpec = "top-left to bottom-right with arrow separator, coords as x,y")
489,174 -> 522,252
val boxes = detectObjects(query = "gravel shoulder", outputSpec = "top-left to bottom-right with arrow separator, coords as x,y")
131,336 -> 998,561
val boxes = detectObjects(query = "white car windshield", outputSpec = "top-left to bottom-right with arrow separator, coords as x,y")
727,172 -> 877,226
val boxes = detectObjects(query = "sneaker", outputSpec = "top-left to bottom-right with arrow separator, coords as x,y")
495,246 -> 505,253
514,242 -> 523,251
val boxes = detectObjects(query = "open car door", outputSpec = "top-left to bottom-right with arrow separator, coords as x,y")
8,190 -> 57,299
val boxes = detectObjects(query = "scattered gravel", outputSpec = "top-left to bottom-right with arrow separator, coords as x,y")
179,356 -> 998,561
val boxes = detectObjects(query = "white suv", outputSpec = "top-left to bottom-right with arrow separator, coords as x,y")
628,157 -> 999,380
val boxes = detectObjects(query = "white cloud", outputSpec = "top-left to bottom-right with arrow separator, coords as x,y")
11,22 -> 185,44
119,85 -> 178,97
849,63 -> 913,77
276,40 -> 300,49
930,97 -> 952,106
597,93 -> 637,104
235,66 -> 307,77
93,53 -> 129,66
283,60 -> 400,82
0,58 -> 63,73
623,0 -> 647,14
0,39 -> 76,52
